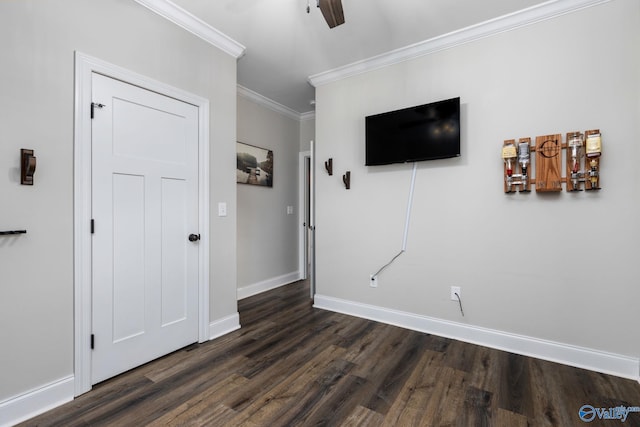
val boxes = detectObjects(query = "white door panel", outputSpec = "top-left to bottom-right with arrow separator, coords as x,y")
112,173 -> 146,342
161,177 -> 189,326
112,98 -> 188,164
91,73 -> 199,384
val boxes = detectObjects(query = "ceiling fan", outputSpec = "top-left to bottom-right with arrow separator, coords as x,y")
308,0 -> 345,28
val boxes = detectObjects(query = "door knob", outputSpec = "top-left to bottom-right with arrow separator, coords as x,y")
188,233 -> 200,242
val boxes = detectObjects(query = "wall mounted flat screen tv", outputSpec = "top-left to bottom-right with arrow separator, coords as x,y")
365,97 -> 460,166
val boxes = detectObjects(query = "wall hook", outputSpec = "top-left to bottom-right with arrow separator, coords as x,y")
21,149 -> 36,185
325,158 -> 333,175
343,171 -> 351,189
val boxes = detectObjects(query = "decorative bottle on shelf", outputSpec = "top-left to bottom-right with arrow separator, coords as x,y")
585,133 -> 602,189
502,142 -> 517,193
567,132 -> 584,191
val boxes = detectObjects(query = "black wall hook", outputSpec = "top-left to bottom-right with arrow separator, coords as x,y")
343,171 -> 351,189
21,149 -> 36,185
325,158 -> 333,175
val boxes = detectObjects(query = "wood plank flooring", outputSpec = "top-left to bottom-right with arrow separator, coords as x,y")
21,281 -> 640,426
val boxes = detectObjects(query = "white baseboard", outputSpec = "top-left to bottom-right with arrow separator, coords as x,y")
237,271 -> 301,300
314,294 -> 640,381
209,312 -> 241,340
0,375 -> 74,427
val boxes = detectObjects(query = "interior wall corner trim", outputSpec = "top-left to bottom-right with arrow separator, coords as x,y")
209,313 -> 241,341
133,0 -> 246,59
308,0 -> 611,87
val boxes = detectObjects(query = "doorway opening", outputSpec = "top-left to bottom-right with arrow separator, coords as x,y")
298,149 -> 315,300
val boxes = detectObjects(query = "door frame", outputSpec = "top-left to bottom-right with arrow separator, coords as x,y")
73,52 -> 210,396
297,151 -> 310,280
298,149 -> 315,297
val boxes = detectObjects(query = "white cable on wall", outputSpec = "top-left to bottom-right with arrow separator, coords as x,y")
372,162 -> 417,279
402,161 -> 417,251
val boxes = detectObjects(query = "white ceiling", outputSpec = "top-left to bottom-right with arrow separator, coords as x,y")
170,0 -> 553,114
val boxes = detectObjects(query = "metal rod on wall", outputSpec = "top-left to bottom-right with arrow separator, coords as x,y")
0,230 -> 27,236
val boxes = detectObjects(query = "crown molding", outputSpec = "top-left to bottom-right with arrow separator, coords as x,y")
237,85 -> 314,121
309,0 -> 611,87
300,111 -> 316,121
133,0 -> 246,58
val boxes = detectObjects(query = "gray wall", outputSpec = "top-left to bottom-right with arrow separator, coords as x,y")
315,0 -> 639,359
300,116 -> 316,152
0,0 -> 238,403
237,96 -> 301,293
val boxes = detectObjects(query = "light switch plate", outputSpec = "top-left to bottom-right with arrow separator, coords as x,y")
218,202 -> 227,217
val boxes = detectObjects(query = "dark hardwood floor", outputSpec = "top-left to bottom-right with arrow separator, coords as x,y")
21,281 -> 640,426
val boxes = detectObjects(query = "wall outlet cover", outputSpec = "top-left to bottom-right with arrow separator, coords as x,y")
218,202 -> 227,217
370,275 -> 378,288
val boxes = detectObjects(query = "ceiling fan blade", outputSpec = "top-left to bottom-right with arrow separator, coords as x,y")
318,0 -> 345,28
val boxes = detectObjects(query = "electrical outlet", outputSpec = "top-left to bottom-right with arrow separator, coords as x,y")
450,286 -> 461,301
370,274 -> 378,288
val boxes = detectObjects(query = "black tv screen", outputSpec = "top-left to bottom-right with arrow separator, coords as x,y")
365,97 -> 460,166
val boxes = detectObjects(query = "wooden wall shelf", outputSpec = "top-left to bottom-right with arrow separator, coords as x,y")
502,129 -> 602,194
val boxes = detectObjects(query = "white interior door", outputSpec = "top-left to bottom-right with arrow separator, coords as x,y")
91,73 -> 199,384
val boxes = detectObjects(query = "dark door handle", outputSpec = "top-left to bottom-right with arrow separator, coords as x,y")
188,233 -> 200,242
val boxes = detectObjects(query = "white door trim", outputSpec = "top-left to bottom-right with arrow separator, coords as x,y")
73,52 -> 210,396
297,146 -> 315,299
297,151 -> 311,280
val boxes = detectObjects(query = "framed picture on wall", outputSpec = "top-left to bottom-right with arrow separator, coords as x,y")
236,141 -> 273,187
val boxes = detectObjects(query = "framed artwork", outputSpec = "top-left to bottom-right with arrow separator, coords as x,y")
236,141 -> 273,187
